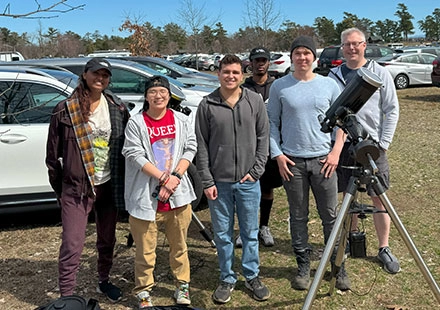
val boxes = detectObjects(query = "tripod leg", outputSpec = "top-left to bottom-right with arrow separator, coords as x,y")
302,190 -> 356,310
328,205 -> 351,295
191,211 -> 216,248
376,191 -> 440,303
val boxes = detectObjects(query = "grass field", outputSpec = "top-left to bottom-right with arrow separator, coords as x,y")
0,86 -> 439,310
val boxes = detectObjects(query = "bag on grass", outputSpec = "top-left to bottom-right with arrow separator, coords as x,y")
34,295 -> 100,310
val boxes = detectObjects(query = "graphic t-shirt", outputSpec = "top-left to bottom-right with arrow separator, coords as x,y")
143,109 -> 176,212
88,94 -> 111,185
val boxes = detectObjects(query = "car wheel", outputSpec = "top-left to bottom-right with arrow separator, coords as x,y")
187,162 -> 205,211
284,67 -> 291,76
209,65 -> 215,72
395,74 -> 409,89
245,65 -> 253,74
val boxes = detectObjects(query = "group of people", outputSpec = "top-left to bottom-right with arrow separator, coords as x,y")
45,27 -> 400,309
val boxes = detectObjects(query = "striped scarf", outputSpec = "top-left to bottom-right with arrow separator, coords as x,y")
65,98 -> 95,192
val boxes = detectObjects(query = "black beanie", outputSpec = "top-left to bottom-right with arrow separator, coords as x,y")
290,36 -> 317,60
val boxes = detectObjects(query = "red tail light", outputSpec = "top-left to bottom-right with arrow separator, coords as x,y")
433,59 -> 439,67
274,60 -> 285,65
331,59 -> 343,66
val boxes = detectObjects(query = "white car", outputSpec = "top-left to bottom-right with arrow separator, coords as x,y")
0,71 -> 75,213
0,62 -> 210,213
268,52 -> 291,77
377,52 -> 437,89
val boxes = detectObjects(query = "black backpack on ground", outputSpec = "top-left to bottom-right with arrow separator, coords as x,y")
34,295 -> 100,310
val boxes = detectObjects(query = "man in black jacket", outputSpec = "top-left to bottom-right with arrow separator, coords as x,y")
239,47 -> 282,247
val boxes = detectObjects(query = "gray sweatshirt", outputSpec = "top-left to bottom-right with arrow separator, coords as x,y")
195,87 -> 269,189
122,110 -> 197,221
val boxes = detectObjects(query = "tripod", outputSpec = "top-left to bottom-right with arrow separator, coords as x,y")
302,135 -> 440,309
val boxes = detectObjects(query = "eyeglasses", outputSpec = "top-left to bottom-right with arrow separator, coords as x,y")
147,89 -> 168,96
341,41 -> 365,48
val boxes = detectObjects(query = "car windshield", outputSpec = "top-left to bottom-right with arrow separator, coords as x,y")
154,59 -> 194,74
38,68 -> 78,88
130,62 -> 188,89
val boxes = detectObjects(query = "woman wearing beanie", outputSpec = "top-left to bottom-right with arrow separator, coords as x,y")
267,35 -> 351,292
122,75 -> 197,308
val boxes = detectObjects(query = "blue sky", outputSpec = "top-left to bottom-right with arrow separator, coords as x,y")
2,0 -> 439,39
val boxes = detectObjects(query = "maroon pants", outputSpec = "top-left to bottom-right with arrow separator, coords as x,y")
58,182 -> 118,296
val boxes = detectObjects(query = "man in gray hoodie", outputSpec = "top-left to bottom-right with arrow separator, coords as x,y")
328,27 -> 400,274
195,54 -> 270,304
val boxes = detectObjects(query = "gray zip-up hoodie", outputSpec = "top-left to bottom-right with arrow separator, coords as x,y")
195,87 -> 269,189
122,110 -> 197,221
328,60 -> 399,150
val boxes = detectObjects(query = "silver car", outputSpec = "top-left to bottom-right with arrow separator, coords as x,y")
18,57 -> 215,123
377,52 -> 437,89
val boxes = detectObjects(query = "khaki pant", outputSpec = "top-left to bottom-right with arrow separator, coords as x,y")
129,204 -> 192,295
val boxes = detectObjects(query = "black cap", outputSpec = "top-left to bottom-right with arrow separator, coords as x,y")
290,36 -> 317,60
249,47 -> 270,60
145,75 -> 171,93
84,57 -> 112,75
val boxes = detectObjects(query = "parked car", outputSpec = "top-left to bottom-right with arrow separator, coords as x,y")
268,52 -> 291,77
377,52 -> 437,89
395,46 -> 440,57
241,56 -> 252,74
315,44 -> 395,76
431,55 -> 440,87
0,51 -> 25,61
107,56 -> 219,87
0,71 -> 75,214
198,55 -> 216,71
213,54 -> 223,69
172,54 -> 192,66
0,64 -> 208,214
16,57 -> 215,122
0,64 -> 78,89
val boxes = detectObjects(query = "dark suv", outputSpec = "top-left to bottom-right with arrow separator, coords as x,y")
314,44 -> 395,76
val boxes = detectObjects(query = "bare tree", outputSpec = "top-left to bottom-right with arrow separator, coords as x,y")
177,0 -> 218,69
1,0 -> 84,19
243,0 -> 281,47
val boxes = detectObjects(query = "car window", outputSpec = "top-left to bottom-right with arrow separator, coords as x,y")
401,55 -> 419,63
420,54 -> 436,64
109,68 -> 147,94
319,48 -> 336,59
143,62 -> 171,76
0,81 -> 68,124
271,53 -> 283,61
61,65 -> 84,76
379,47 -> 394,57
365,46 -> 380,58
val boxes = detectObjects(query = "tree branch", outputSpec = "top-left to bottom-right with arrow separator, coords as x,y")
1,0 -> 85,19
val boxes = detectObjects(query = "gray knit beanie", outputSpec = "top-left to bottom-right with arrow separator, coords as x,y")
290,36 -> 317,60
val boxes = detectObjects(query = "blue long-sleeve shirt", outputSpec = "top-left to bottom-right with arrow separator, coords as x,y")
267,74 -> 341,158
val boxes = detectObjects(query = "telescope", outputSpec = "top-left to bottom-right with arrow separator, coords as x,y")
320,67 -> 383,134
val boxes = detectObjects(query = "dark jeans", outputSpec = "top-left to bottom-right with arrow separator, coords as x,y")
58,181 -> 118,296
283,156 -> 338,252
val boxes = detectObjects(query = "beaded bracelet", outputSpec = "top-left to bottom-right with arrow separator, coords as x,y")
159,174 -> 170,186
159,172 -> 168,184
